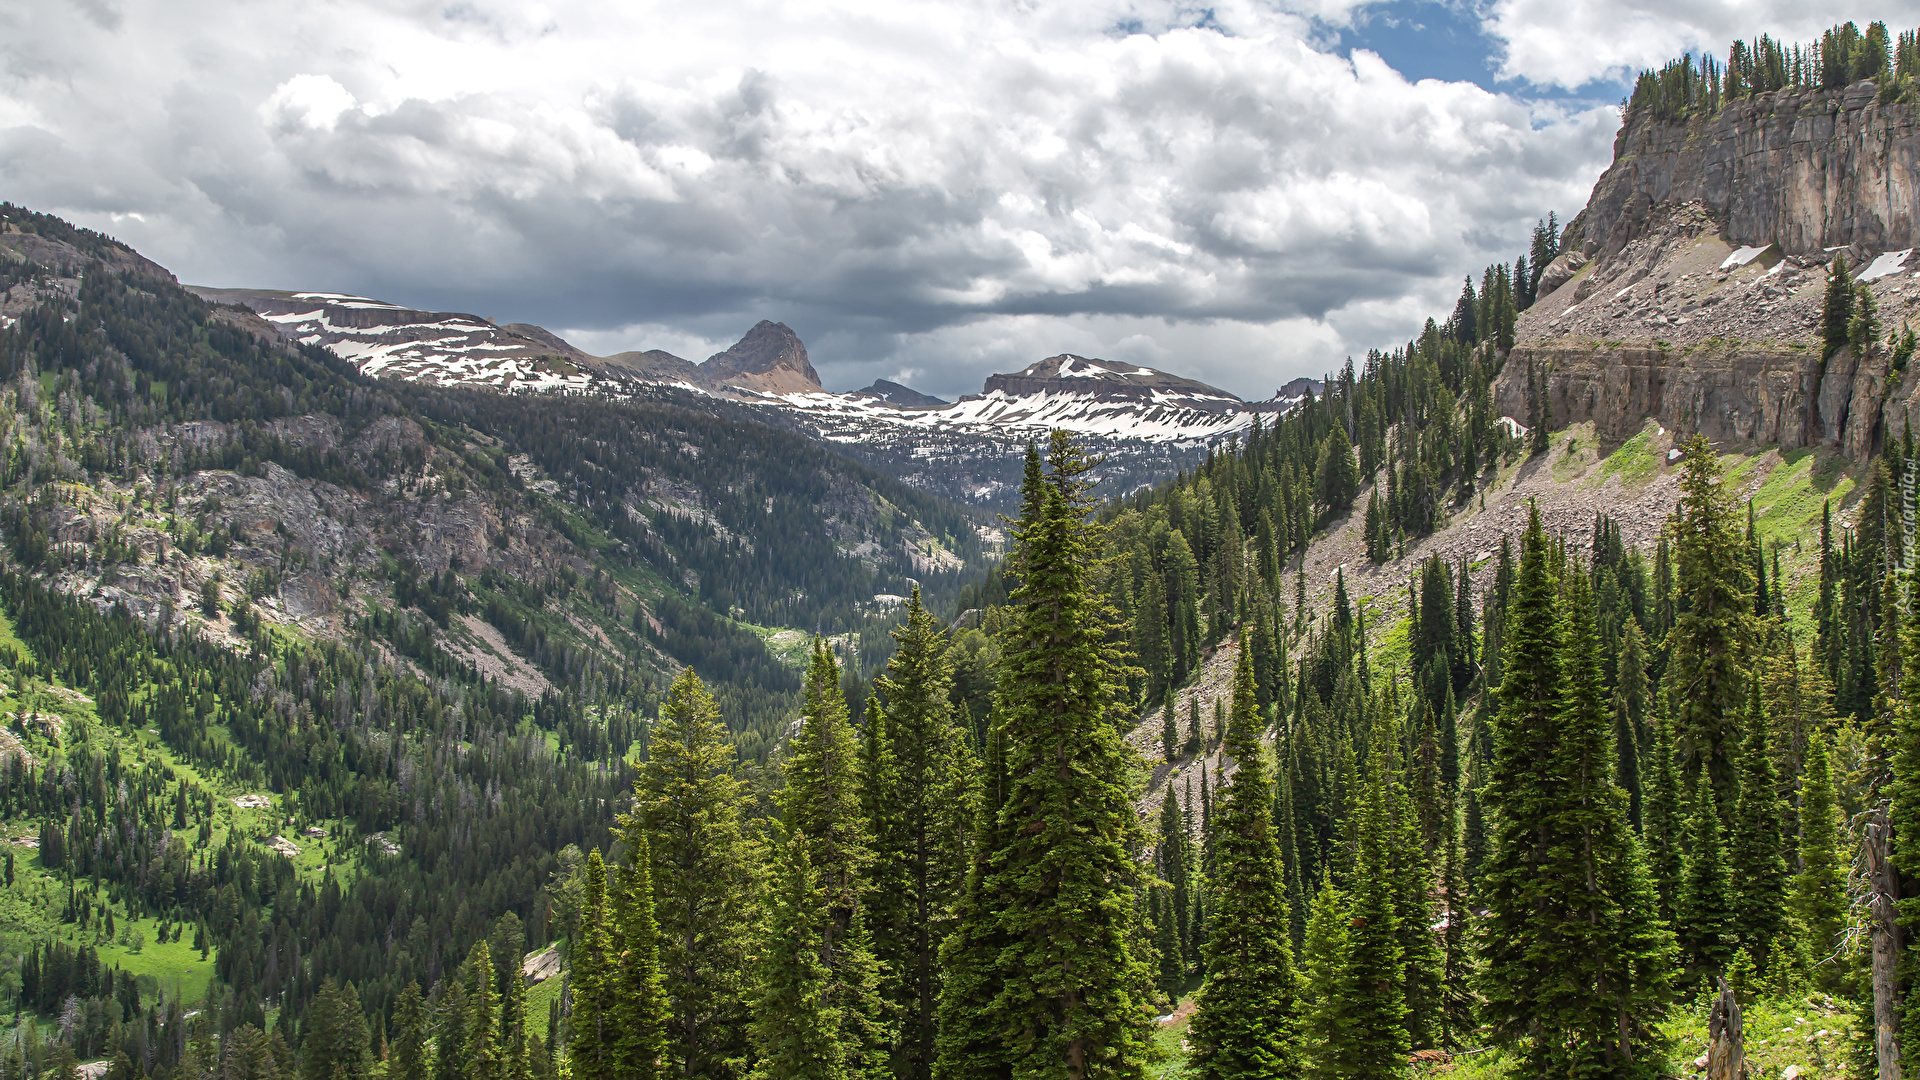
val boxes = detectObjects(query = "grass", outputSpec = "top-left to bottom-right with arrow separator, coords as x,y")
1596,421 -> 1663,487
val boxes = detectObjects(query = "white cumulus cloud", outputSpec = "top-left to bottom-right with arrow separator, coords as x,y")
0,0 -> 1851,399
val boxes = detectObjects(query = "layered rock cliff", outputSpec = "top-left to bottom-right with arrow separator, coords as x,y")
1503,78 -> 1920,462
1562,80 -> 1920,263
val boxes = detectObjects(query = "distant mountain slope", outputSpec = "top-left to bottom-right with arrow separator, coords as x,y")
194,287 -> 1316,448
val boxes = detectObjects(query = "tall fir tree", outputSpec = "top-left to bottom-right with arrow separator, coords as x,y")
750,831 -> 852,1080
870,587 -> 975,1080
779,641 -> 886,1075
630,670 -> 755,1080
1479,506 -> 1675,1075
934,432 -> 1154,1080
393,982 -> 430,1080
1187,650 -> 1302,1080
1300,881 -> 1350,1080
613,833 -> 670,1080
1336,733 -> 1408,1080
1730,678 -> 1790,971
300,979 -> 371,1080
1794,731 -> 1848,983
465,941 -> 501,1080
570,849 -> 615,1080
1676,781 -> 1740,980
1667,435 -> 1752,804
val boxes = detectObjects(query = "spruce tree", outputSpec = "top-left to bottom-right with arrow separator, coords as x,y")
1157,789 -> 1192,976
613,833 -> 670,1080
1676,781 -> 1739,980
1300,881 -> 1349,1080
1337,735 -> 1407,1080
779,641 -> 886,1074
1825,254 -> 1856,358
393,982 -> 430,1080
465,941 -> 501,1080
1478,507 -> 1674,1074
933,431 -> 1154,1080
870,587 -> 974,1080
1642,710 -> 1684,921
570,849 -> 614,1080
750,831 -> 850,1080
1730,678 -> 1790,971
300,979 -> 371,1080
1187,651 -> 1301,1080
1668,435 -> 1752,804
1794,731 -> 1848,981
628,669 -> 755,1079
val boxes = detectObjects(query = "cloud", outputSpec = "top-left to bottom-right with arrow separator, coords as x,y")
1484,0 -> 1920,90
0,0 -> 1640,399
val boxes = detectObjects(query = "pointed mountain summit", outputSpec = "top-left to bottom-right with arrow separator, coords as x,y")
701,320 -> 821,394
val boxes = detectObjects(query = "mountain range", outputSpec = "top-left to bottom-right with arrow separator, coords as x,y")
186,287 -> 1317,448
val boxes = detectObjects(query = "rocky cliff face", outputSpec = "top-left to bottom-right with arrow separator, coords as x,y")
1506,78 -> 1920,463
1492,341 -> 1892,461
1564,80 -> 1920,262
701,320 -> 821,394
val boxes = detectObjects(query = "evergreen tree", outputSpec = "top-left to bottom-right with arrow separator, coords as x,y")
1643,710 -> 1684,920
630,670 -> 755,1080
393,982 -> 430,1080
570,849 -> 615,1080
465,941 -> 502,1080
779,641 -> 886,1074
1825,254 -> 1856,358
1138,570 -> 1171,701
1300,881 -> 1349,1080
934,432 -> 1154,1080
750,832 -> 851,1080
1168,531 -> 1203,686
1794,731 -> 1848,981
300,979 -> 371,1080
1157,789 -> 1193,977
1730,679 -> 1790,971
1314,428 -> 1360,519
1187,651 -> 1301,1080
1676,781 -> 1739,980
1161,700 -> 1179,763
870,587 -> 974,1080
613,834 -> 670,1080
1667,435 -> 1752,803
1337,735 -> 1407,1080
1478,507 -> 1675,1074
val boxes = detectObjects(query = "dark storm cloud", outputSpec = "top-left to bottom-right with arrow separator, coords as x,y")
0,0 -> 1841,399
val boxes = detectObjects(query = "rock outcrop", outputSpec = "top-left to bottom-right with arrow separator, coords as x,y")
701,320 -> 821,394
1564,80 -> 1920,262
1504,77 -> 1920,463
1493,341 -> 1886,460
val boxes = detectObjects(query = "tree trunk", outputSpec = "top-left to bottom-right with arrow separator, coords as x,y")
1707,976 -> 1745,1080
1866,806 -> 1903,1080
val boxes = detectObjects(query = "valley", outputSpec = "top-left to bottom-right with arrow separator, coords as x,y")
5,18 -> 1920,1080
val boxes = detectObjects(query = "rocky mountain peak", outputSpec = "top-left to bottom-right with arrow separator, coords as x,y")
849,379 -> 948,408
702,320 -> 820,393
978,355 -> 1244,414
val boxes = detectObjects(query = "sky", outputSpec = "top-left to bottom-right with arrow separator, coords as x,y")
2,0 -> 1911,400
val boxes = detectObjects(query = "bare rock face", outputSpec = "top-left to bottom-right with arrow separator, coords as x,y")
1496,78 -> 1920,464
1566,80 -> 1920,260
701,321 -> 821,394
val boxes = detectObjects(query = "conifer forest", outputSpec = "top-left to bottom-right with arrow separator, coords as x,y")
7,16 -> 1920,1080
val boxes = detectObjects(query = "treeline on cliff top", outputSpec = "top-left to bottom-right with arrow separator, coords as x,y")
1630,20 -> 1920,121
